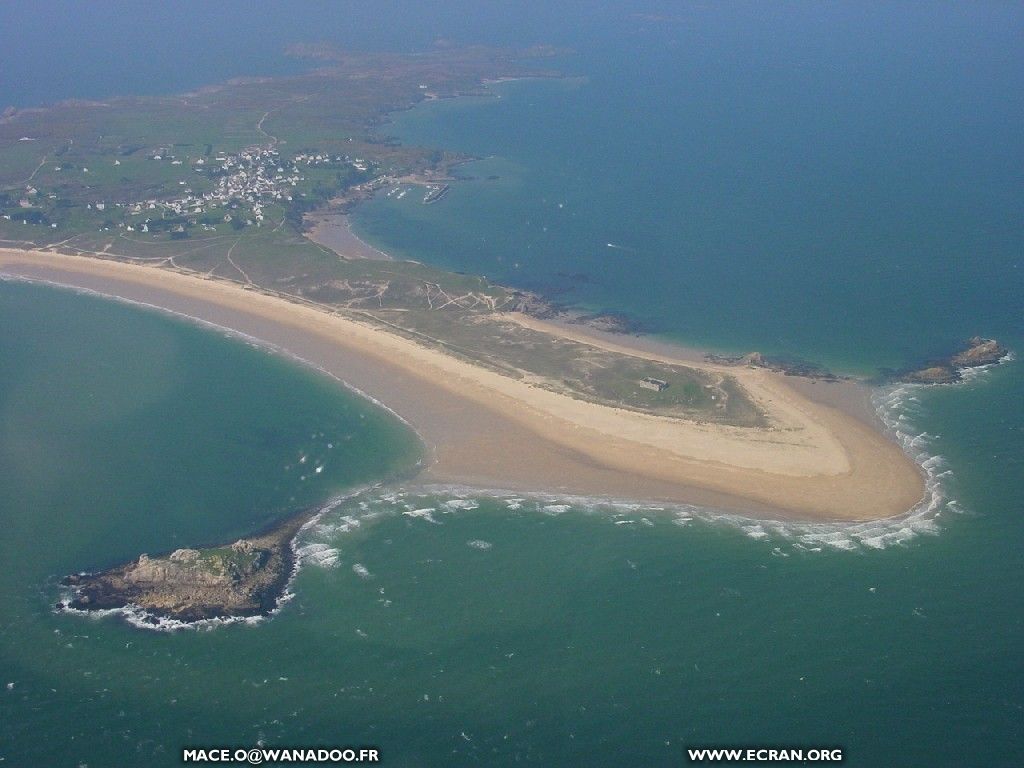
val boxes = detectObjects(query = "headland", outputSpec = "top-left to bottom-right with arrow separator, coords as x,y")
0,43 -> 971,625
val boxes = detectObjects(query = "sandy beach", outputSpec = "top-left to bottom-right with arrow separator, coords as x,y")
306,211 -> 394,260
0,247 -> 925,521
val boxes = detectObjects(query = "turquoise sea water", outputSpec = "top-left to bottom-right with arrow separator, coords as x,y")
0,290 -> 1019,768
2,4 -> 1023,766
0,278 -> 1021,766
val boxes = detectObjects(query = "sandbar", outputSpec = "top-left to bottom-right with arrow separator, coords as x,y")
0,247 -> 925,521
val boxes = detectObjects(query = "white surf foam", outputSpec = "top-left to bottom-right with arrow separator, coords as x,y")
403,507 -> 440,524
352,563 -> 372,579
296,542 -> 341,569
541,504 -> 570,516
954,351 -> 1014,384
443,499 -> 480,511
56,594 -> 267,633
399,375 -> 978,553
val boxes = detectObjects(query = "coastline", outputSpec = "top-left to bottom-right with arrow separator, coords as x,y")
0,247 -> 925,522
503,310 -> 886,430
306,210 -> 394,261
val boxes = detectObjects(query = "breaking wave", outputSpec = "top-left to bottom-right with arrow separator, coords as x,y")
55,599 -> 270,632
66,353 -> 1007,635
321,362 -> 1004,553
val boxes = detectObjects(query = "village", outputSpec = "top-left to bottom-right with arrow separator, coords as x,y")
116,145 -> 374,234
2,144 -> 377,238
1,139 -> 461,243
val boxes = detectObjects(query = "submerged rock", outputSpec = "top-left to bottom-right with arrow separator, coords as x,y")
901,365 -> 955,385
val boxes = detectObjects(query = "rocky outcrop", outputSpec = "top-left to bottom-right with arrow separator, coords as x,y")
62,509 -> 316,623
951,337 -> 1007,368
703,351 -> 840,381
900,365 -> 953,384
900,337 -> 1008,384
509,290 -> 645,335
704,337 -> 1008,386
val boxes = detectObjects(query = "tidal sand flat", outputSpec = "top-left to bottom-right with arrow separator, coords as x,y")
306,211 -> 393,261
0,247 -> 924,522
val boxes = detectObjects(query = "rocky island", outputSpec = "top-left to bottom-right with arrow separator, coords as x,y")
900,337 -> 1008,384
62,508 -> 315,623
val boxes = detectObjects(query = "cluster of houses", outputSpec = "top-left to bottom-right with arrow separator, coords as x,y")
2,186 -> 60,228
293,151 -> 369,173
118,146 -> 370,231
2,143 -> 376,236
111,146 -> 372,231
127,146 -> 303,227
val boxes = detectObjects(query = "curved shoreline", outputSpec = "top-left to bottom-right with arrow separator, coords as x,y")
0,247 -> 925,521
306,211 -> 395,261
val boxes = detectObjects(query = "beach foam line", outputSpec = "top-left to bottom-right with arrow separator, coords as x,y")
955,350 -> 1015,384
298,345 -> 1016,551
55,598 -> 269,633
242,374 -> 982,608
52,363 -> 983,635
328,467 -> 945,553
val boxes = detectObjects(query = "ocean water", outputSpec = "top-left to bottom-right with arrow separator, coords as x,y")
352,4 -> 1024,374
0,280 -> 419,762
2,3 -> 1024,766
0,287 -> 1020,765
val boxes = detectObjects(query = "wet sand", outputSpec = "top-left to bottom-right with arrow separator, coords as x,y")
306,211 -> 393,260
0,248 -> 925,521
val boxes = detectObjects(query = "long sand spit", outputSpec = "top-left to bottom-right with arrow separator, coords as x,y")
0,248 -> 924,521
